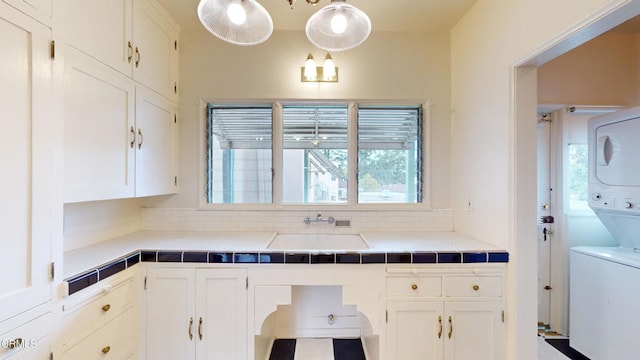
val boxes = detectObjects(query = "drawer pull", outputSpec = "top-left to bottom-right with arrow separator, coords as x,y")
127,41 -> 133,63
102,304 -> 111,312
129,126 -> 136,148
135,47 -> 141,68
473,284 -> 480,291
411,284 -> 418,290
101,346 -> 111,354
7,338 -> 23,349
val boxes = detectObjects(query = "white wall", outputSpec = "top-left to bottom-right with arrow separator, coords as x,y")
63,199 -> 142,251
143,28 -> 453,210
538,31 -> 639,107
450,0 -> 640,358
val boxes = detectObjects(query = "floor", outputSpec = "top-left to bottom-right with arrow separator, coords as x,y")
538,336 -> 571,360
270,336 -> 570,360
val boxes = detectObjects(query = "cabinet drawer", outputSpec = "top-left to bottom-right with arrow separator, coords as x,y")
0,313 -> 50,359
62,309 -> 135,360
386,276 -> 442,297
445,276 -> 502,297
62,277 -> 135,346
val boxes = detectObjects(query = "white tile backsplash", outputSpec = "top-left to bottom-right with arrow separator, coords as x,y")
141,208 -> 454,233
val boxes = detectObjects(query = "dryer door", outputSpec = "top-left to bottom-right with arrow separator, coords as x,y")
595,117 -> 640,186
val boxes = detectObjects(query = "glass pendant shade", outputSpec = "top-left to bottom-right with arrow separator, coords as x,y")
197,0 -> 273,46
305,0 -> 371,51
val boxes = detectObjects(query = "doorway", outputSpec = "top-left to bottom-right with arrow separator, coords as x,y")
513,4 -> 640,356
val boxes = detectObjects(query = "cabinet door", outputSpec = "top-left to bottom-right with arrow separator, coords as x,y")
3,0 -> 52,25
386,301 -> 443,360
196,269 -> 248,360
64,48 -> 136,202
134,87 -> 178,197
0,4 -> 52,323
63,0 -> 133,76
444,301 -> 503,360
132,0 -> 178,99
145,268 -> 196,360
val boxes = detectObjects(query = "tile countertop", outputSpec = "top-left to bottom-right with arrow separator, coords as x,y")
63,230 -> 504,279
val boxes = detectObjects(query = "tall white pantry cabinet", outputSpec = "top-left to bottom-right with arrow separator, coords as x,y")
0,0 -> 179,358
0,1 -> 57,359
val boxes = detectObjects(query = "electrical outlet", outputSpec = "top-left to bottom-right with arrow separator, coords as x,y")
466,197 -> 473,212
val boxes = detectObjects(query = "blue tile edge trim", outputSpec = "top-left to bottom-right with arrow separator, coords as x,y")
65,250 -> 140,295
64,249 -> 509,295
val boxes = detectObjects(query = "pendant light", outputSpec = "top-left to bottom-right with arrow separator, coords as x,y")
305,0 -> 371,51
197,0 -> 273,46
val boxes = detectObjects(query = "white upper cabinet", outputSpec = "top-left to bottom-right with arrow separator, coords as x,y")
3,0 -> 53,26
63,0 -> 179,99
135,87 -> 178,197
63,49 -> 137,201
132,0 -> 179,100
62,0 -> 179,202
63,0 -> 132,76
0,3 -> 53,323
64,48 -> 178,202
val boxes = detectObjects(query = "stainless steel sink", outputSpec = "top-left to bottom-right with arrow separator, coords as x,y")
266,233 -> 369,251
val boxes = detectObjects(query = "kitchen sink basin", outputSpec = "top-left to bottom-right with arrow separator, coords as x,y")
266,233 -> 369,251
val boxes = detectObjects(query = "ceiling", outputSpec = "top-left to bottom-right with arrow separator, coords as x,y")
156,0 -> 479,32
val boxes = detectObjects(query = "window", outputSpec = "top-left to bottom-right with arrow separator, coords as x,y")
282,105 -> 348,204
206,105 -> 272,204
567,143 -> 588,210
358,106 -> 422,203
206,102 -> 424,205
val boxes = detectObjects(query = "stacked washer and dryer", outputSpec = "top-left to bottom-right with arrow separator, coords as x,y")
570,106 -> 640,359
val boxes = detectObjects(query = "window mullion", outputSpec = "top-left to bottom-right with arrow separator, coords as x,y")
348,102 -> 359,206
273,102 -> 283,206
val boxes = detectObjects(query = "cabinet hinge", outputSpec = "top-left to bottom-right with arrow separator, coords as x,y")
49,262 -> 55,281
246,277 -> 248,289
50,40 -> 55,59
385,310 -> 388,323
144,276 -> 147,290
501,310 -> 505,323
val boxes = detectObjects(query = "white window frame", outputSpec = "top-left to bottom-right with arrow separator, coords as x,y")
197,99 -> 433,210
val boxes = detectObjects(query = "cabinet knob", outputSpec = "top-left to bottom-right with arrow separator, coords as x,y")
7,338 -> 23,349
473,284 -> 480,291
102,304 -> 111,312
411,284 -> 418,290
102,346 -> 111,354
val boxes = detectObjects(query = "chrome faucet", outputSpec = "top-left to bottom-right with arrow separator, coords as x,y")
303,213 -> 335,225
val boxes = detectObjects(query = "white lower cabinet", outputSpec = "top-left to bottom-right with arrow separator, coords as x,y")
60,269 -> 138,360
145,267 -> 247,360
387,300 -> 503,360
386,268 -> 504,360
